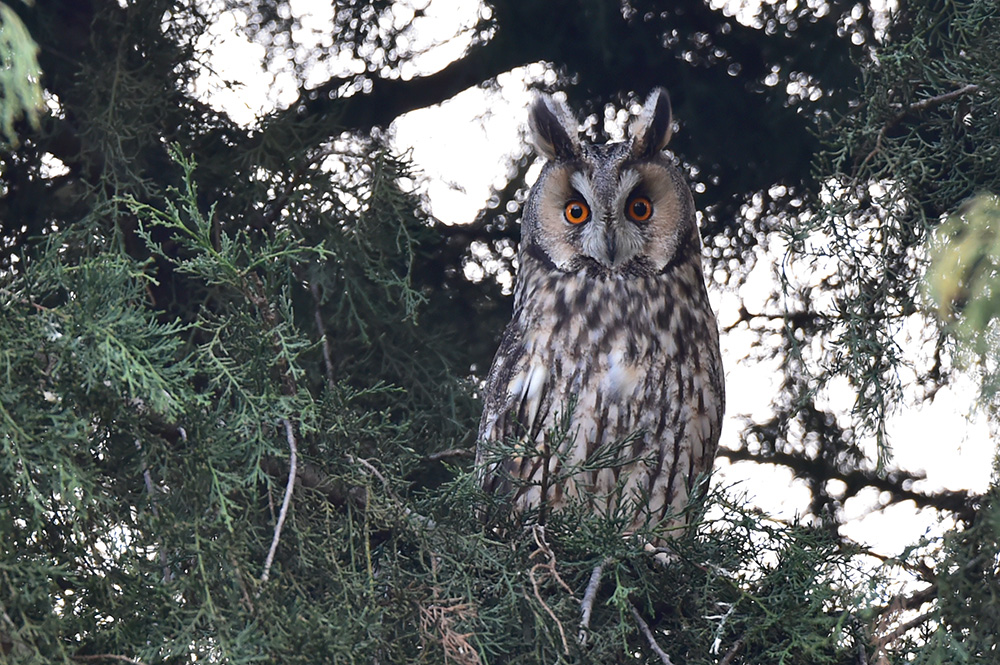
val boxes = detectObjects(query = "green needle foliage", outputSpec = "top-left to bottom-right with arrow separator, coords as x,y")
0,139 -> 474,663
0,1 -> 42,147
0,130 -> 871,665
798,0 -> 1000,451
1,0 -> 999,662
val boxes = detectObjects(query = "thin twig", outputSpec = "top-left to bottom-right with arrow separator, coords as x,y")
873,609 -> 936,651
527,525 -> 571,655
529,567 -> 570,655
906,83 -> 979,114
719,637 -> 745,665
859,83 -> 980,172
577,561 -> 606,644
530,525 -> 572,594
347,454 -> 437,529
351,454 -> 391,486
260,418 -> 298,584
424,448 -> 475,463
309,281 -> 336,388
71,656 -> 149,665
629,601 -> 675,665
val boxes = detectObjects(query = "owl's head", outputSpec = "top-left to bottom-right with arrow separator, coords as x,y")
520,89 -> 698,276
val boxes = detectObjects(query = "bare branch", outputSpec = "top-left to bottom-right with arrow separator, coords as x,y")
351,454 -> 392,487
873,609 -> 935,652
527,525 -> 571,655
860,83 -> 980,171
577,561 -> 606,643
261,418 -> 298,585
629,601 -> 675,665
423,448 -> 475,463
906,83 -> 980,114
719,637 -> 745,665
268,38 -> 527,139
717,446 -> 974,519
71,655 -> 148,665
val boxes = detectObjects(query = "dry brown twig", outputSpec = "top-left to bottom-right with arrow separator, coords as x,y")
528,525 -> 572,655
418,598 -> 482,665
424,448 -> 475,463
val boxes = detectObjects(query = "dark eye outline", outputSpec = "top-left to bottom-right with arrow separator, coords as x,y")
626,195 -> 653,222
564,199 -> 591,225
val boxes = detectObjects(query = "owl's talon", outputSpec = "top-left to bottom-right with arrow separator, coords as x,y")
643,542 -> 679,566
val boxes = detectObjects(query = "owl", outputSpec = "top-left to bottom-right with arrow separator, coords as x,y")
477,89 -> 724,542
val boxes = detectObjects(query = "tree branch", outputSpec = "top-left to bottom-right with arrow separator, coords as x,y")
577,560 -> 605,643
717,446 -> 975,519
860,83 -> 980,172
873,609 -> 935,652
261,35 -> 529,143
71,656 -> 148,665
423,448 -> 475,463
629,601 -> 675,665
719,636 -> 745,665
260,418 -> 298,584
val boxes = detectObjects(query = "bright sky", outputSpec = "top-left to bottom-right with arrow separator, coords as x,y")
191,0 -> 996,561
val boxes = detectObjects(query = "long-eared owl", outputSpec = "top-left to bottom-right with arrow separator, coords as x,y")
477,89 -> 725,541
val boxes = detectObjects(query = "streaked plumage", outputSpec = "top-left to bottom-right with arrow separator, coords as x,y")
477,89 -> 724,540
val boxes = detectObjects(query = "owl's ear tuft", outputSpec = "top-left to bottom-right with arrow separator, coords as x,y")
629,88 -> 673,158
528,95 -> 580,161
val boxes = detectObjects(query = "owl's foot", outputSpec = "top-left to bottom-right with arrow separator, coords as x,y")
643,542 -> 679,566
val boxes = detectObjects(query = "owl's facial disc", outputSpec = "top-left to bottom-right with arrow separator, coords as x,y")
530,154 -> 688,274
570,169 -> 649,269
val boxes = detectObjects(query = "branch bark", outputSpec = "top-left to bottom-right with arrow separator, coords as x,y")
260,418 -> 298,584
717,446 -> 975,519
629,601 -> 675,665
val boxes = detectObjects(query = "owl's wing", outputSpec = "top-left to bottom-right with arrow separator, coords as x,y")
476,320 -> 553,497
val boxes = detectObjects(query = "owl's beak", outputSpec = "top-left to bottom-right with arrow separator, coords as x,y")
583,220 -> 629,268
604,229 -> 618,266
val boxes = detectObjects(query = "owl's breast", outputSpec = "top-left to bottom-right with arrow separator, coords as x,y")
478,258 -> 724,528
507,269 -> 692,435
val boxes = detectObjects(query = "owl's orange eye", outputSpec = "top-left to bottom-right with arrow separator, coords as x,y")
626,196 -> 653,222
564,200 -> 590,225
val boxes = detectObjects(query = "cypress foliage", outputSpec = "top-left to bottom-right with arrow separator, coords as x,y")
0,0 -> 998,663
